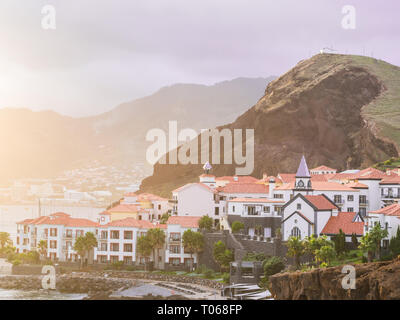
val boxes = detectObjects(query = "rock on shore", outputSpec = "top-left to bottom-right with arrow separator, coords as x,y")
269,258 -> 400,300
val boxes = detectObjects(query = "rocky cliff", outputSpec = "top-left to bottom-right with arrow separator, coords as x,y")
141,54 -> 400,197
269,258 -> 400,300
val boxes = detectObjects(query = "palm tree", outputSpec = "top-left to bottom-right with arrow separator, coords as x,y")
286,236 -> 305,269
136,235 -> 152,271
73,232 -> 98,268
0,232 -> 12,249
37,240 -> 48,261
182,229 -> 204,270
147,228 -> 165,269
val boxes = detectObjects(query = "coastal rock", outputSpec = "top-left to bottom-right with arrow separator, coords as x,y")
269,259 -> 400,300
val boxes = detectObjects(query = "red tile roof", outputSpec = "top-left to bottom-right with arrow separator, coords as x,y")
17,213 -> 99,227
277,173 -> 296,183
311,165 -> 337,172
380,176 -> 400,185
228,198 -> 285,203
103,218 -> 166,229
370,204 -> 400,217
217,183 -> 269,194
215,176 -> 258,183
346,182 -> 369,189
304,195 -> 337,210
355,168 -> 387,180
108,204 -> 139,213
172,183 -> 217,193
321,212 -> 364,236
167,216 -> 201,228
275,181 -> 358,191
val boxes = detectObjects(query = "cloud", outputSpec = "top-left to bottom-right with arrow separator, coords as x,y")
0,0 -> 398,116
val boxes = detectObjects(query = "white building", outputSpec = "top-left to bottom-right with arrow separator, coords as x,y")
16,212 -> 99,262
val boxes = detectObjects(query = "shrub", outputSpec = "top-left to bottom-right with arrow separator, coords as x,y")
195,264 -> 208,274
44,259 -> 54,265
112,261 -> 124,270
222,273 -> 230,284
204,269 -> 215,279
231,221 -> 244,233
263,256 -> 285,277
258,276 -> 269,289
12,259 -> 21,266
243,252 -> 268,262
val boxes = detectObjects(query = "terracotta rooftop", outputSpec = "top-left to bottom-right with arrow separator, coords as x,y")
311,165 -> 337,172
228,198 -> 285,203
321,212 -> 364,235
304,195 -> 338,210
370,204 -> 400,217
103,218 -> 166,229
217,183 -> 269,194
167,216 -> 201,228
172,183 -> 217,193
17,212 -> 99,228
275,181 -> 358,191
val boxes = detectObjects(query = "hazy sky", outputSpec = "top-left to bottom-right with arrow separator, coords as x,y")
0,0 -> 399,117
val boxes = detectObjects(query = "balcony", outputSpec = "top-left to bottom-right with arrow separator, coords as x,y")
359,200 -> 369,206
169,199 -> 178,204
381,194 -> 400,199
169,237 -> 181,242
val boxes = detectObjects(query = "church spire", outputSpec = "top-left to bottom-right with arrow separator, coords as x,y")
296,155 -> 310,177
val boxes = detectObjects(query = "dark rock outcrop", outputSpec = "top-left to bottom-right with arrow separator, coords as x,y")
269,258 -> 400,300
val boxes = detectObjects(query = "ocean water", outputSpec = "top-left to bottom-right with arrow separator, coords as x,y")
0,288 -> 87,300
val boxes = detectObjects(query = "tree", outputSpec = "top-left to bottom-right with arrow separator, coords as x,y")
0,232 -> 12,249
389,226 -> 400,257
315,245 -> 336,266
37,240 -> 48,261
199,216 -> 213,232
286,236 -> 305,269
73,232 -> 98,268
359,223 -> 388,262
160,213 -> 171,224
351,233 -> 359,248
332,229 -> 346,256
263,256 -> 285,277
136,235 -> 152,270
147,228 -> 165,268
182,229 -> 204,269
231,221 -> 244,234
213,241 -> 233,272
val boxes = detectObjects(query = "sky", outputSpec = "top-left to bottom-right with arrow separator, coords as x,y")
0,0 -> 399,117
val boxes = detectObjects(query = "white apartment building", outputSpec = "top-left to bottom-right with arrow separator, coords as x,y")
16,212 -> 99,262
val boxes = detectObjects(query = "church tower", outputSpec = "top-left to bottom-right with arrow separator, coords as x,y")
294,155 -> 313,194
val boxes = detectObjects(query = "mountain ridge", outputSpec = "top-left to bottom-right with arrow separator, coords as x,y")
140,54 -> 400,197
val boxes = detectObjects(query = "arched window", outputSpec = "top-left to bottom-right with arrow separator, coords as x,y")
291,227 -> 301,238
307,180 -> 312,188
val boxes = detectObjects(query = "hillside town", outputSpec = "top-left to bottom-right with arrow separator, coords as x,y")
12,155 -> 400,273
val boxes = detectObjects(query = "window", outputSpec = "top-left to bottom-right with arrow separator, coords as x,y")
110,256 -> 119,263
263,206 -> 270,213
290,227 -> 301,238
170,233 -> 181,241
334,195 -> 342,204
49,240 -> 57,249
123,243 -> 133,252
274,194 -> 283,199
50,228 -> 57,237
110,230 -> 120,239
100,243 -> 107,251
297,203 -> 302,210
158,204 -> 161,210
360,207 -> 366,216
169,245 -> 180,254
124,231 -> 133,240
359,195 -> 367,204
232,206 -> 235,213
98,255 -> 107,263
348,195 -> 354,201
76,230 -> 84,238
123,256 -> 132,264
110,243 -> 119,252
247,206 -> 256,215
274,206 -> 282,214
100,231 -> 108,240
169,258 -> 180,266
65,229 -> 72,238
347,208 -> 354,212
215,207 -> 219,216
